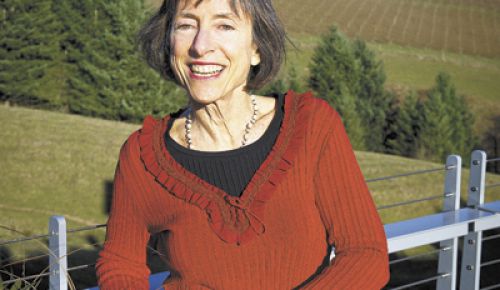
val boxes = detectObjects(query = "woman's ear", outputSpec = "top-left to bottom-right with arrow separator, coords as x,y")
251,44 -> 261,66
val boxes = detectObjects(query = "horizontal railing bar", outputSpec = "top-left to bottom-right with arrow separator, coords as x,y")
1,271 -> 50,284
366,166 -> 447,183
483,233 -> 500,242
481,258 -> 500,268
481,282 -> 500,290
2,253 -> 51,268
67,263 -> 96,272
485,182 -> 500,189
378,194 -> 444,210
389,273 -> 449,290
487,157 -> 500,163
477,206 -> 500,215
67,224 -> 106,234
389,248 -> 440,265
0,224 -> 108,246
0,233 -> 50,246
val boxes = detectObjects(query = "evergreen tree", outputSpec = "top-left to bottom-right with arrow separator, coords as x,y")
309,26 -> 365,149
426,72 -> 475,160
54,0 -> 184,121
353,40 -> 391,152
385,92 -> 420,157
417,87 -> 454,161
0,0 -> 66,107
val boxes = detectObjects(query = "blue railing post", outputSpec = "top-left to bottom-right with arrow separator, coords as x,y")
460,150 -> 486,290
49,216 -> 68,290
437,155 -> 461,290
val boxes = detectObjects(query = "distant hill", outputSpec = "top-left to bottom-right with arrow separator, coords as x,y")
275,0 -> 500,58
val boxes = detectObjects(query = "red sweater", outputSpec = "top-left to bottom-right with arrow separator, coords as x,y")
96,91 -> 389,289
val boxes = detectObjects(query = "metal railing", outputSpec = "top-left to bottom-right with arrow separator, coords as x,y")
1,150 -> 499,290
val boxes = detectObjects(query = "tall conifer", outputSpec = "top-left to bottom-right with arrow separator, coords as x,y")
55,0 -> 184,121
353,40 -> 391,152
309,26 -> 365,149
418,86 -> 454,161
426,72 -> 475,160
0,0 -> 65,106
385,92 -> 420,157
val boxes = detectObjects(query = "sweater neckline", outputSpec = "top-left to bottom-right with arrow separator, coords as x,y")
138,90 -> 314,245
164,92 -> 284,158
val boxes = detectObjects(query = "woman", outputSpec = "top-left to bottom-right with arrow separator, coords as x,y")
96,0 -> 389,289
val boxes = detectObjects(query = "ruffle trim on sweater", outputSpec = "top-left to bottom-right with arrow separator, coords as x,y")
138,90 -> 314,245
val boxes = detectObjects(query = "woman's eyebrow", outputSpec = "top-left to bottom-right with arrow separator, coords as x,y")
178,12 -> 198,20
177,11 -> 240,21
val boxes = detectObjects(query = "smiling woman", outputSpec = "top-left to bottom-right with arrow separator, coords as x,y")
95,0 -> 389,289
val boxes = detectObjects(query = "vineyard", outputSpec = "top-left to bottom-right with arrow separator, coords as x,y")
274,0 -> 500,58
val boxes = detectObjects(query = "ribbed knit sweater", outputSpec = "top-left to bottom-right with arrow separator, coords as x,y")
96,90 -> 389,290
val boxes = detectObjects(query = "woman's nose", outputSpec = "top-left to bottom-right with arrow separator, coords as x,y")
190,29 -> 214,57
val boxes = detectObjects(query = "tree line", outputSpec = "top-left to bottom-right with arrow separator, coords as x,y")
1,0 -> 185,122
265,27 -> 476,163
1,2 -> 475,163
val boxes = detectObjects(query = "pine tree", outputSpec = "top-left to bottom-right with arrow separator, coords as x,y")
0,0 -> 66,107
353,40 -> 391,152
429,72 -> 475,160
385,92 -> 420,157
417,87 -> 454,161
309,26 -> 365,149
55,0 -> 184,121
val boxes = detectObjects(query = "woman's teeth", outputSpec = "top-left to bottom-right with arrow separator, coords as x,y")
190,64 -> 224,76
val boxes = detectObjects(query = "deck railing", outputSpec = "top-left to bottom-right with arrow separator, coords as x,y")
1,150 -> 499,290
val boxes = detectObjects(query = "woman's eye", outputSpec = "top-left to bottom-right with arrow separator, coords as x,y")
176,24 -> 194,31
218,24 -> 235,31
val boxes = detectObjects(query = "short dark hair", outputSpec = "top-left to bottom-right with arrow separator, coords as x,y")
138,0 -> 286,91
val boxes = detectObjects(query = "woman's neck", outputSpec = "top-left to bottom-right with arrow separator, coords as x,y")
171,94 -> 277,151
189,93 -> 255,150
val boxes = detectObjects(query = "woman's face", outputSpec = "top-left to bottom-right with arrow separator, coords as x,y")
170,0 -> 260,104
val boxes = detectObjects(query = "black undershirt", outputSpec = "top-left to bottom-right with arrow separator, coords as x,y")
165,93 -> 285,197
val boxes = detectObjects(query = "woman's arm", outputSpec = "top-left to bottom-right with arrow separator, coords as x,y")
96,133 -> 151,290
303,108 -> 389,289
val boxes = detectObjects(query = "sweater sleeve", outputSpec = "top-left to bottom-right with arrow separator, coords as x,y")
303,109 -> 389,289
96,133 -> 151,290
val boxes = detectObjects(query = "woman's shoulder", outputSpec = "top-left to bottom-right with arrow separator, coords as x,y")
286,90 -> 341,125
117,115 -> 166,165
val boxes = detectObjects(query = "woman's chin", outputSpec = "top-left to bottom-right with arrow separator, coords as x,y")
188,90 -> 226,105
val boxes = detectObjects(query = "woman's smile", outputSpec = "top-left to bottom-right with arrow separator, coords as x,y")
188,62 -> 226,80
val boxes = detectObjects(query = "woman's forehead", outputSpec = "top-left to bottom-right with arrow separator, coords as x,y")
177,0 -> 246,17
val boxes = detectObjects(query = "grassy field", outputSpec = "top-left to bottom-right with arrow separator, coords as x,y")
1,105 -> 500,288
1,104 -> 499,242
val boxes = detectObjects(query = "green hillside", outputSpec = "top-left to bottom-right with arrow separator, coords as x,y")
1,104 -> 499,250
1,103 -> 500,289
